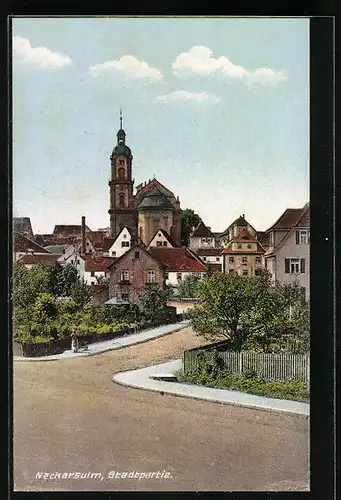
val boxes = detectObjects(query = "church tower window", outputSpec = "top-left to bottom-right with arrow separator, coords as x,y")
118,167 -> 125,179
119,193 -> 125,208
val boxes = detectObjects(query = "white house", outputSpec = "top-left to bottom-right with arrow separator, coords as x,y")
147,228 -> 178,248
106,226 -> 133,258
195,248 -> 223,272
189,221 -> 216,250
82,255 -> 115,285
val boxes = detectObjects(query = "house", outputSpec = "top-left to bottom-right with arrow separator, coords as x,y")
56,237 -> 96,266
52,224 -> 92,239
221,228 -> 266,277
220,214 -> 257,246
108,245 -> 165,304
195,248 -> 223,272
82,255 -> 115,285
58,248 -> 86,279
189,221 -> 216,250
17,253 -> 61,269
147,228 -> 178,249
147,247 -> 207,287
13,232 -> 50,263
265,203 -> 310,299
105,226 -> 133,258
13,217 -> 34,240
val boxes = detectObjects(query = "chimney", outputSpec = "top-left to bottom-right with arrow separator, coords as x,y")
242,214 -> 245,218
81,216 -> 86,254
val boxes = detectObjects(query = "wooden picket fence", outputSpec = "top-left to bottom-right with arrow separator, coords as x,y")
183,348 -> 310,382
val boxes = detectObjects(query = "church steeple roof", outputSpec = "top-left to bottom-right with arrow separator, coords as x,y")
111,109 -> 132,159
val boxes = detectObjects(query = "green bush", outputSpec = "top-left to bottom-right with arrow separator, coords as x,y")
178,355 -> 309,402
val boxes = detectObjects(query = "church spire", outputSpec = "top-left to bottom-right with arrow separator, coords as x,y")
117,108 -> 126,145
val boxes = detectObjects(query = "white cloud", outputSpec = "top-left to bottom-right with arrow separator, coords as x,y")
157,90 -> 220,103
89,55 -> 163,81
13,36 -> 72,70
173,46 -> 286,84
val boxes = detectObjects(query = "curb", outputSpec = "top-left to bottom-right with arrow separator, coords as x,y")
112,362 -> 310,418
13,323 -> 190,362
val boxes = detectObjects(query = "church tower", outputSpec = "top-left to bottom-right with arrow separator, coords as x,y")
108,111 -> 136,238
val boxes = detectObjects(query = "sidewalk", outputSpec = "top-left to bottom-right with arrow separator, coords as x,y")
113,359 -> 310,417
13,321 -> 190,362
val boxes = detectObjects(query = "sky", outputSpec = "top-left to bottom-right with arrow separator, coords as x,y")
12,17 -> 309,234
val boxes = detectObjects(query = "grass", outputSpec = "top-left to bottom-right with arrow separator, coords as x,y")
174,367 -> 310,403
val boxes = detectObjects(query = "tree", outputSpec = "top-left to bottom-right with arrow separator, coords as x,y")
181,208 -> 201,246
190,271 -> 310,353
191,273 -> 255,350
177,274 -> 201,299
57,264 -> 79,297
139,283 -> 169,322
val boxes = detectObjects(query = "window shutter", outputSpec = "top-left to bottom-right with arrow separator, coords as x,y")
300,258 -> 305,273
285,259 -> 290,273
296,230 -> 300,244
155,269 -> 159,283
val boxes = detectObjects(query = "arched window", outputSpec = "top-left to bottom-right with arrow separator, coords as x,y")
119,193 -> 125,208
118,167 -> 125,179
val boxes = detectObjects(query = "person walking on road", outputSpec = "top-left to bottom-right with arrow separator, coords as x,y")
71,329 -> 79,353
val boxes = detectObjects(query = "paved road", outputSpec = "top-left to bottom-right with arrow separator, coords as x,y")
13,327 -> 309,492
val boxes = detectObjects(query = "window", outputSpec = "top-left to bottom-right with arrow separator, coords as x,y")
121,293 -> 129,301
216,257 -> 219,261
242,269 -> 248,276
120,269 -> 129,282
111,251 -> 116,257
285,258 -> 305,274
135,251 -> 140,259
123,234 -> 126,238
247,244 -> 251,249
165,271 -> 169,279
177,273 -> 182,281
89,249 -> 92,253
119,193 -> 125,208
162,241 -> 167,246
156,241 -> 162,246
256,256 -> 261,264
71,259 -> 74,264
296,230 -> 309,245
91,281 -> 95,285
237,244 -> 242,249
90,271 -> 95,277
119,159 -> 124,165
77,259 -> 80,265
242,256 -> 247,264
147,270 -> 155,283
229,269 -> 236,274
203,256 -> 206,261
229,257 -> 234,264
121,241 -> 129,247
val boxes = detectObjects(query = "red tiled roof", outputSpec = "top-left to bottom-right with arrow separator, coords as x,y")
221,215 -> 249,235
267,208 -> 304,231
13,233 -> 50,254
17,253 -> 60,264
221,229 -> 265,254
148,247 -> 206,272
265,204 -> 310,256
191,221 -> 214,238
101,237 -> 116,252
196,248 -> 223,256
82,255 -> 116,272
53,224 -> 92,235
